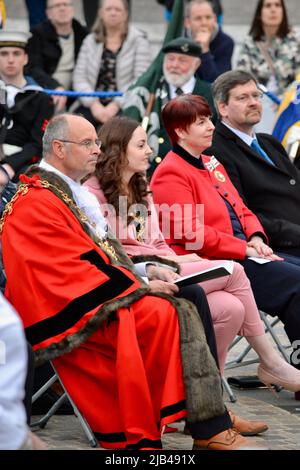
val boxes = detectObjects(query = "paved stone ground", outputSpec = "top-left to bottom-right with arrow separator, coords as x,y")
32,394 -> 300,450
30,323 -> 300,451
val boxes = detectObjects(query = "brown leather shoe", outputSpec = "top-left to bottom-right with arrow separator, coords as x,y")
193,429 -> 268,450
229,410 -> 268,436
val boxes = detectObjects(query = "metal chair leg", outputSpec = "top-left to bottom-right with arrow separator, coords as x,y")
222,376 -> 237,403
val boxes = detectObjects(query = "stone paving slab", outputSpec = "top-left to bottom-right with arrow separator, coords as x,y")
32,394 -> 300,450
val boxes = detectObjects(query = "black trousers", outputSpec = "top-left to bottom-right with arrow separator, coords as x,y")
177,285 -> 219,367
24,343 -> 35,424
25,0 -> 47,30
177,284 -> 231,439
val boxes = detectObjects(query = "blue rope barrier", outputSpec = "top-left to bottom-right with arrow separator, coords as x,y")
44,85 -> 281,105
44,89 -> 123,97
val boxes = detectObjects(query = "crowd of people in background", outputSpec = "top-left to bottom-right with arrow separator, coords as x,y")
2,0 -> 300,452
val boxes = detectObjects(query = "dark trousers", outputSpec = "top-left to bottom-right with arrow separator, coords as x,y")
24,343 -> 35,424
274,246 -> 300,258
177,284 -> 231,439
82,0 -> 99,30
178,285 -> 219,368
24,0 -> 47,30
240,252 -> 300,358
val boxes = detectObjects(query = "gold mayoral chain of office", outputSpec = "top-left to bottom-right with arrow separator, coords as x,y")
0,179 -> 118,261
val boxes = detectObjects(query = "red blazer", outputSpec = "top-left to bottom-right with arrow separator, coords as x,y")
150,149 -> 266,260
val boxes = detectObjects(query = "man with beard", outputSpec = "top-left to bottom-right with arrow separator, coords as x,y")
205,70 -> 300,258
122,37 -> 216,176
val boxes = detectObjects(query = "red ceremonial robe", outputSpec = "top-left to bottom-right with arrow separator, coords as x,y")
1,174 -> 187,450
1,170 -> 225,449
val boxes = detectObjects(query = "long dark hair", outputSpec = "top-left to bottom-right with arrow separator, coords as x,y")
96,117 -> 149,220
249,0 -> 290,41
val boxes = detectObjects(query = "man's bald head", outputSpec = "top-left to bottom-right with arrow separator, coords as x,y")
42,114 -> 100,181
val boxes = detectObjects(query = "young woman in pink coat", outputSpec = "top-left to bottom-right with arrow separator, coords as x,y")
83,116 -> 300,393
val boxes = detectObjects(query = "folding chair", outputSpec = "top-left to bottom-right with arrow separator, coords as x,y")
223,310 -> 290,402
0,243 -> 98,448
31,363 -> 98,448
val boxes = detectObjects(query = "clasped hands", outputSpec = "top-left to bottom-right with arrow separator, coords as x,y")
246,236 -> 283,261
91,101 -> 120,124
146,264 -> 180,295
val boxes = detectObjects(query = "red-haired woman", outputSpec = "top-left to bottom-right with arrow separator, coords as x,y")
150,93 -> 300,392
84,116 -> 300,392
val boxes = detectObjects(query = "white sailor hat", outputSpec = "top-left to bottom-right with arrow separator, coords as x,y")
0,30 -> 32,49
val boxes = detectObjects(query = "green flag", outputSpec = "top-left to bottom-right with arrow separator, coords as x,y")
122,0 -> 185,157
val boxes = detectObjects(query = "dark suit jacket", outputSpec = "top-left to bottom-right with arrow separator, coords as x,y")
196,28 -> 234,83
205,121 -> 300,249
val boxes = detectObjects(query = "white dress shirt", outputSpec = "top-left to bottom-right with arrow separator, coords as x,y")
222,121 -> 256,146
168,76 -> 196,99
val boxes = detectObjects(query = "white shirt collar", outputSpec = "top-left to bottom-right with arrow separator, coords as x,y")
169,76 -> 196,99
222,120 -> 256,147
39,160 -> 108,238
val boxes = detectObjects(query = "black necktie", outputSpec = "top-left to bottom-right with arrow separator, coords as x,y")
175,87 -> 183,96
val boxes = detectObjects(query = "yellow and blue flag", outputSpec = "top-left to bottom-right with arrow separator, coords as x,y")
272,73 -> 300,149
0,1 -> 6,29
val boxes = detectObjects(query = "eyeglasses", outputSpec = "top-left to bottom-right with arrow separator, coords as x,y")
59,139 -> 102,150
47,2 -> 73,9
233,92 -> 263,103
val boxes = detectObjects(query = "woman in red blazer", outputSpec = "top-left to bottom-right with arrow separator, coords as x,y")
151,93 -> 300,392
84,116 -> 268,375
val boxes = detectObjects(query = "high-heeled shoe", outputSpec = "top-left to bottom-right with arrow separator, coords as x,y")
258,364 -> 300,393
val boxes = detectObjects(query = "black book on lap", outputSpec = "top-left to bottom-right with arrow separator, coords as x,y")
174,260 -> 233,288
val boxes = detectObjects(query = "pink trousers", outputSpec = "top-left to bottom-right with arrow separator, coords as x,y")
179,260 -> 264,372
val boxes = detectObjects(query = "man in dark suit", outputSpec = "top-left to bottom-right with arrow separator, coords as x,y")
206,69 -> 300,257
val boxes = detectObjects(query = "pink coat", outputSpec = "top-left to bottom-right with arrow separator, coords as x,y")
84,176 -> 175,257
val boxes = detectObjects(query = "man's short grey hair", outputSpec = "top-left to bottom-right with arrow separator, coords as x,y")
42,114 -> 70,158
212,70 -> 259,107
185,0 -> 216,18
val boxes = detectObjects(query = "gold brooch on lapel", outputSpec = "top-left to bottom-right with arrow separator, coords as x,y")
214,170 -> 226,182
